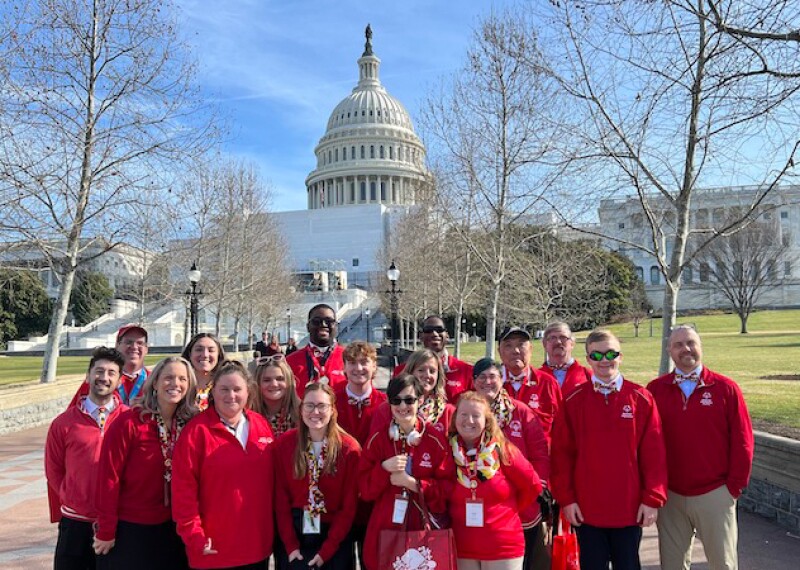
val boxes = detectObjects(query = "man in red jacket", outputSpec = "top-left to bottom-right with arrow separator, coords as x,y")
647,326 -> 754,570
552,329 -> 667,570
287,304 -> 346,396
45,346 -> 127,570
393,315 -> 473,402
538,321 -> 590,395
498,326 -> 561,441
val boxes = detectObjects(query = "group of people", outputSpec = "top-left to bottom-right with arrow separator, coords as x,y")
45,304 -> 754,570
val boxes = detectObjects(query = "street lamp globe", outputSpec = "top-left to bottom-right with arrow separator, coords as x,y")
387,261 -> 400,282
188,262 -> 201,284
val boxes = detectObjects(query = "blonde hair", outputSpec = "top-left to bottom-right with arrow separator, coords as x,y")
448,391 -> 512,465
343,341 -> 377,363
209,360 -> 255,407
403,349 -> 446,399
585,328 -> 620,351
135,356 -> 198,423
293,383 -> 344,479
250,358 -> 300,426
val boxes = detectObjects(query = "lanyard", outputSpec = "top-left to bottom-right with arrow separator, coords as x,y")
305,346 -> 333,382
118,368 -> 147,405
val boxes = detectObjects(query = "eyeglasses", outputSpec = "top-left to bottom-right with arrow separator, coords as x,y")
309,317 -> 336,328
389,396 -> 418,406
257,354 -> 284,365
587,350 -> 621,362
421,325 -> 446,334
545,335 -> 572,344
301,402 -> 331,413
475,373 -> 501,382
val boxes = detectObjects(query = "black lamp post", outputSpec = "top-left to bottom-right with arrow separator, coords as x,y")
649,308 -> 654,337
286,308 -> 291,343
186,262 -> 202,338
386,261 -> 401,360
472,322 -> 477,338
365,307 -> 371,343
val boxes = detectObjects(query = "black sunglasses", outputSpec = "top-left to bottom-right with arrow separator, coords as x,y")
389,396 -> 418,406
309,317 -> 336,327
588,350 -> 621,362
422,325 -> 446,334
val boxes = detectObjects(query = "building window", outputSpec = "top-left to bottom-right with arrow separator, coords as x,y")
785,261 -> 792,277
360,182 -> 366,202
370,182 -> 376,201
635,266 -> 644,281
360,146 -> 365,159
682,267 -> 693,284
781,211 -> 789,220
352,258 -> 359,267
380,182 -> 386,201
380,145 -> 384,159
351,146 -> 356,160
618,222 -> 625,230
650,266 -> 660,285
763,211 -> 772,220
699,263 -> 710,282
328,150 -> 331,163
349,182 -> 355,203
389,146 -> 394,159
335,149 -> 338,162
370,145 -> 375,158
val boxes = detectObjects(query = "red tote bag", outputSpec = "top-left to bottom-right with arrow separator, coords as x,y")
551,514 -> 580,570
378,490 -> 457,570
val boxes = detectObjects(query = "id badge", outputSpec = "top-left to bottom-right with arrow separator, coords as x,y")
392,494 -> 409,524
303,510 -> 320,534
465,498 -> 484,528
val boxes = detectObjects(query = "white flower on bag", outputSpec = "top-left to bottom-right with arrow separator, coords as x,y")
392,546 -> 438,570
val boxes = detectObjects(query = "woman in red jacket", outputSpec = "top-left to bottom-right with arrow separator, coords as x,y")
93,356 -> 199,570
359,374 -> 454,570
172,360 -> 276,570
447,391 -> 542,570
181,333 -> 226,412
274,382 -> 361,569
250,356 -> 300,437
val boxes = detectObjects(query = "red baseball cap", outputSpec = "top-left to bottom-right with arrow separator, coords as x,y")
117,324 -> 148,343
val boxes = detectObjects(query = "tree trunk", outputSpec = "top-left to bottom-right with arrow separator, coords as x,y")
232,315 -> 240,352
484,279 -> 501,359
40,266 -> 77,383
454,298 -> 465,358
739,312 -> 749,334
658,280 -> 680,374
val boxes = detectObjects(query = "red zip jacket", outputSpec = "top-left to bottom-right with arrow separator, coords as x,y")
171,408 -> 275,569
369,400 -> 455,439
500,398 -> 549,528
274,429 -> 361,563
358,426 -> 455,570
45,395 -> 127,523
551,380 -> 668,528
503,367 -> 562,442
94,408 -> 174,540
647,367 -> 754,498
394,354 -> 474,403
447,444 -> 542,561
539,360 -> 591,396
334,384 -> 387,446
287,345 -> 347,397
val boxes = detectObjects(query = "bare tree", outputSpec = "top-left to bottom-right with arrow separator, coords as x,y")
511,0 -> 800,372
421,13 -> 558,358
0,0 -> 215,382
694,218 -> 794,333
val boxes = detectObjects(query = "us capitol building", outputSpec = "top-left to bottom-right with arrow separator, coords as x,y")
272,26 -> 430,290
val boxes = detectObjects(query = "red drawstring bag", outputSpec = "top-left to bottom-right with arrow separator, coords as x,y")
552,514 -> 580,570
378,490 -> 457,570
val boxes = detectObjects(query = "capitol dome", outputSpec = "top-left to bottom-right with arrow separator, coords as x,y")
305,26 -> 428,210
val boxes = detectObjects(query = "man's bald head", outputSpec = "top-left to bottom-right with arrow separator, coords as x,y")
669,326 -> 703,371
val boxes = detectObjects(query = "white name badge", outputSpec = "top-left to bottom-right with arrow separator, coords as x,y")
392,494 -> 409,524
303,510 -> 321,534
465,499 -> 484,528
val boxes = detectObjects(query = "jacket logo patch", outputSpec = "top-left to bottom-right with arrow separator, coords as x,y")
621,404 -> 634,419
433,422 -> 445,432
528,394 -> 540,409
700,392 -> 713,406
446,379 -> 460,387
509,419 -> 522,438
419,452 -> 433,469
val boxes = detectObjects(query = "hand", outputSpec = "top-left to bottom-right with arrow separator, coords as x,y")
288,549 -> 304,562
92,537 -> 115,555
390,471 -> 418,491
308,554 -> 324,567
562,502 -> 584,527
202,537 -> 218,555
381,454 -> 408,473
637,503 -> 658,527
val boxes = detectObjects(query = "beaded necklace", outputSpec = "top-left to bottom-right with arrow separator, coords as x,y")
155,413 -> 185,507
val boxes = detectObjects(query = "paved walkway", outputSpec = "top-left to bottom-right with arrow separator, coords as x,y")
1,420 -> 798,569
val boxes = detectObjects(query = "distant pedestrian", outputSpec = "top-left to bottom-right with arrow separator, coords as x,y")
648,326 -> 754,570
286,337 -> 298,356
254,332 -> 270,357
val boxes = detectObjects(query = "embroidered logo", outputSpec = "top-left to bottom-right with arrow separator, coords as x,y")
446,380 -> 460,387
621,404 -> 634,419
434,422 -> 445,433
700,392 -> 713,406
258,437 -> 270,444
392,546 -> 438,570
528,393 -> 540,409
509,419 -> 523,438
419,452 -> 433,468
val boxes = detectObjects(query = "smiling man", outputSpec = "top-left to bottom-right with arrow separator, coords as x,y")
538,321 -> 590,395
286,304 -> 346,396
647,326 -> 754,570
46,346 -> 127,569
114,324 -> 150,405
394,315 -> 473,403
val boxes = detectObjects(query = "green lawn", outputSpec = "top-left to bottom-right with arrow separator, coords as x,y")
457,309 -> 800,431
0,355 -> 169,387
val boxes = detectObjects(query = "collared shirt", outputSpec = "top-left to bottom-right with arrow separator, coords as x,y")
591,374 -> 623,395
308,341 -> 336,354
547,358 -> 575,387
222,414 -> 250,449
82,397 -> 116,427
675,366 -> 703,398
502,365 -> 531,393
345,385 -> 372,402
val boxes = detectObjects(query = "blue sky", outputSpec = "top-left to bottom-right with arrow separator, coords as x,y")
175,0 -> 505,212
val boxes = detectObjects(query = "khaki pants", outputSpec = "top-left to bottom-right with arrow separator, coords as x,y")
657,485 -> 738,570
457,557 -> 524,570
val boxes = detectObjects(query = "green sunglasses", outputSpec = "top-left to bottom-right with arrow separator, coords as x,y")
588,350 -> 621,362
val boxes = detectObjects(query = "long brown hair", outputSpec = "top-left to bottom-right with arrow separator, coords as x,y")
448,391 -> 512,465
293,383 -> 343,479
250,358 -> 300,427
135,356 -> 198,423
402,349 -> 446,399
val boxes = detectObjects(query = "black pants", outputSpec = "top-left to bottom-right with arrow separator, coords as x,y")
54,517 -> 95,570
199,561 -> 267,570
96,520 -> 188,570
522,522 -> 550,570
575,524 -> 642,570
275,509 -> 354,570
